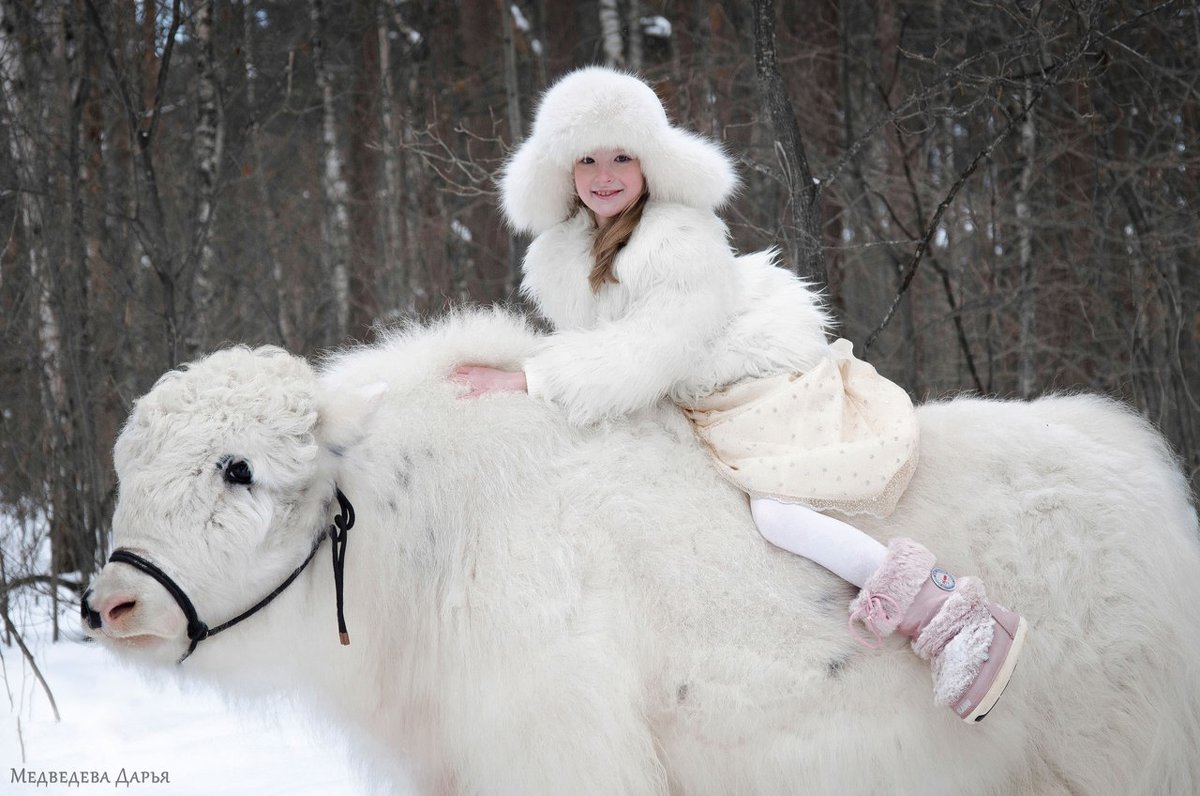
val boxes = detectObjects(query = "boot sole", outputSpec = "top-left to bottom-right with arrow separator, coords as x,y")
961,616 -> 1028,723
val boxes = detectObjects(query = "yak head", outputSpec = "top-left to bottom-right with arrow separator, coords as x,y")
82,346 -> 370,666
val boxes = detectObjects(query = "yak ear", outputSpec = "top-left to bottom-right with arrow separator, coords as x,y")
314,381 -> 387,454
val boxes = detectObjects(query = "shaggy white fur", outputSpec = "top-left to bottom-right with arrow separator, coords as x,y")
86,309 -> 1200,795
519,209 -> 834,425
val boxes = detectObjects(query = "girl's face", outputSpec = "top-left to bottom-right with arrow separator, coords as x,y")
574,149 -> 645,226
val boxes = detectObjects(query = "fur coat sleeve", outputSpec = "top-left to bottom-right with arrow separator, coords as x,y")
521,204 -> 739,425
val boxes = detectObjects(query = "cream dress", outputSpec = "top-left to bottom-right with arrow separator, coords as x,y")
681,339 -> 920,518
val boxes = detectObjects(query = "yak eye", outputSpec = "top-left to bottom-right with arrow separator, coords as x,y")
223,458 -> 253,485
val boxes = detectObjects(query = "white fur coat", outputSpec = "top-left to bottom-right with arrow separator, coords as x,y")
520,202 -> 832,425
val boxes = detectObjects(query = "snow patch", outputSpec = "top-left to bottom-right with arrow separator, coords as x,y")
1,597 -> 409,795
641,16 -> 671,38
511,4 -> 530,32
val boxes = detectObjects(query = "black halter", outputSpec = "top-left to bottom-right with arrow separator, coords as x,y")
84,489 -> 355,664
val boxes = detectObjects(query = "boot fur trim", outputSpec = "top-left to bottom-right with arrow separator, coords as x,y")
910,576 -> 991,660
848,537 -> 936,637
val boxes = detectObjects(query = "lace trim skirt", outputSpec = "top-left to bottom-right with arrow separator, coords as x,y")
681,339 -> 920,518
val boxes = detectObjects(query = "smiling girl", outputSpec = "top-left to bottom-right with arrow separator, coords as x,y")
453,66 -> 1026,722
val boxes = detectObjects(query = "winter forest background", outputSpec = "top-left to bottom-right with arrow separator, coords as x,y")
1,0 -> 1198,650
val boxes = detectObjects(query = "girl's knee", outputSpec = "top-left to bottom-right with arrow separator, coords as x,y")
750,497 -> 810,547
749,496 -> 779,536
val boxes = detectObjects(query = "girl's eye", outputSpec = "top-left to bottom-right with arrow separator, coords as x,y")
579,156 -> 595,165
615,154 -> 632,163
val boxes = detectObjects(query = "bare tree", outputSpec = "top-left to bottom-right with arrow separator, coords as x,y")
1015,76 -> 1038,399
311,0 -> 352,341
751,0 -> 826,283
599,0 -> 623,67
377,0 -> 405,319
626,0 -> 643,71
2,0 -> 1199,640
243,0 -> 294,348
186,0 -> 224,357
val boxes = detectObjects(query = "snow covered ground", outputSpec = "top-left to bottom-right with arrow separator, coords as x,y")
2,593 -> 407,795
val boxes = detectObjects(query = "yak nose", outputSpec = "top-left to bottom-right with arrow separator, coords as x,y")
81,588 -> 103,630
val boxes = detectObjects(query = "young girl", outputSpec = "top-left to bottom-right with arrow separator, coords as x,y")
454,66 -> 1027,723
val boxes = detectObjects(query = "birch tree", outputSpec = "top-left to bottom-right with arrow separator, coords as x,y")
377,0 -> 405,318
599,0 -> 623,67
626,0 -> 643,71
311,0 -> 352,341
500,0 -> 525,296
0,5 -> 70,586
393,1 -> 427,314
0,6 -> 62,443
0,2 -> 107,635
186,0 -> 224,356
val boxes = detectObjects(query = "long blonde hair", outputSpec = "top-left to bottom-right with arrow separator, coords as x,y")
585,186 -> 650,293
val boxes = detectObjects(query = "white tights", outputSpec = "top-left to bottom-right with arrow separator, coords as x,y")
749,496 -> 887,589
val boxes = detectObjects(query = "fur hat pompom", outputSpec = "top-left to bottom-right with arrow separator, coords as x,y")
500,67 -> 740,234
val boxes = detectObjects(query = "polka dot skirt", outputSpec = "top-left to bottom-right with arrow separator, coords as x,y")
681,339 -> 920,518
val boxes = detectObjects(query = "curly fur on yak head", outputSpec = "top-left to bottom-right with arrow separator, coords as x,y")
94,346 -> 377,666
501,66 -> 741,234
88,310 -> 543,670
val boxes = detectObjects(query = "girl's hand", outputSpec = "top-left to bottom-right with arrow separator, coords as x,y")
450,365 -> 528,399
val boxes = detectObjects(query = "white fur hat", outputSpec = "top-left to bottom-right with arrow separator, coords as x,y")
500,67 -> 740,235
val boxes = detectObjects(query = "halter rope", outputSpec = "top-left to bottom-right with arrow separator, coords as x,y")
84,489 -> 354,664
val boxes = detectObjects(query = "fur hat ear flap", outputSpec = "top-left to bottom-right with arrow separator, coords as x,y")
499,66 -> 741,235
638,126 -> 740,213
500,139 -> 577,235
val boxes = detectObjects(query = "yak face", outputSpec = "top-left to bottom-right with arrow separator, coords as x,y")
84,346 -> 340,665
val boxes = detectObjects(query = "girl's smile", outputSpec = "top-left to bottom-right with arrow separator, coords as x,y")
574,149 -> 645,226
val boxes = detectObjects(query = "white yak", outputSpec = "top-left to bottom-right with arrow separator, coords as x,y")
83,308 -> 1200,795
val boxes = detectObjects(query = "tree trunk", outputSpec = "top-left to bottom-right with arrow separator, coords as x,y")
499,0 -> 525,298
186,0 -> 223,358
311,0 -> 352,341
626,0 -> 643,72
377,0 -> 405,320
1015,78 -> 1038,399
391,1 -> 427,314
1,2 -> 76,640
348,14 -> 380,336
63,0 -> 104,578
751,0 -> 826,284
243,0 -> 293,348
599,0 -> 623,67
0,7 -> 65,452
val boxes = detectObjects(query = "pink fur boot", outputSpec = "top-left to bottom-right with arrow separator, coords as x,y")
848,538 -> 1028,722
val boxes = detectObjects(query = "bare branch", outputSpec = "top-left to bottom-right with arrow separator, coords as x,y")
1,608 -> 60,722
863,18 -> 1102,351
1,574 -> 83,598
